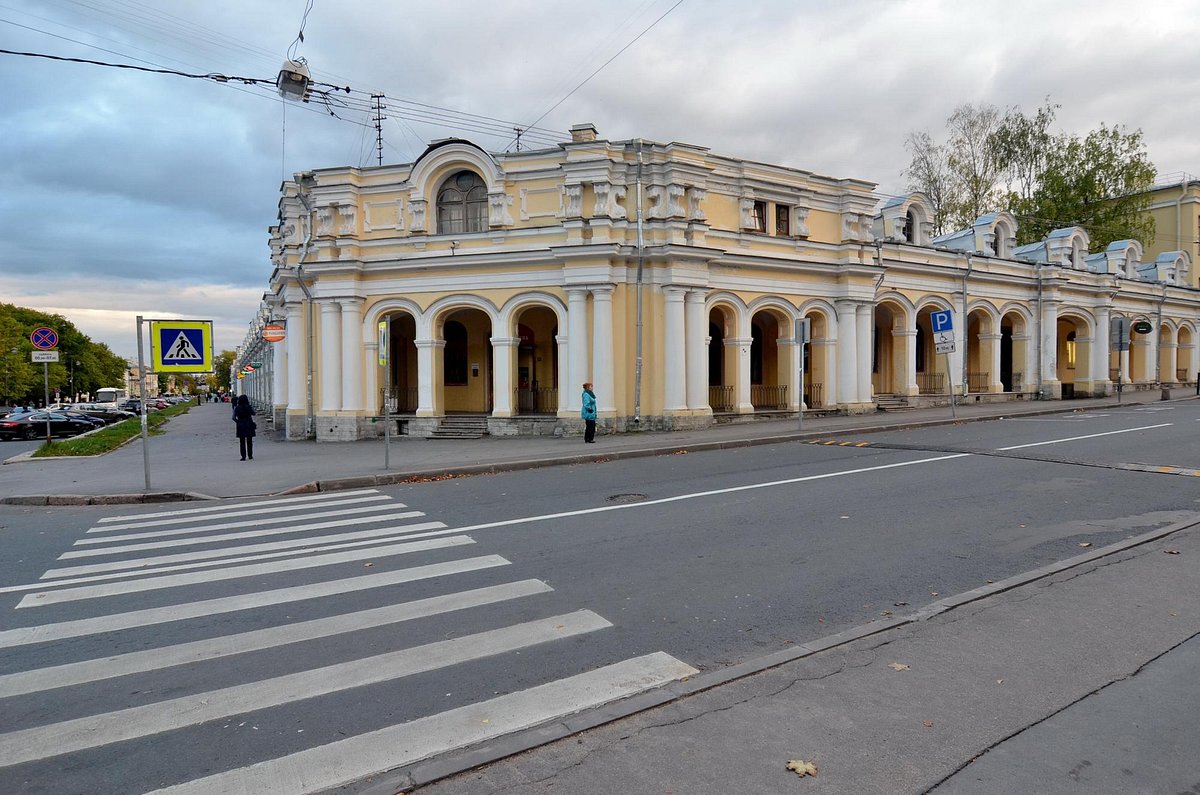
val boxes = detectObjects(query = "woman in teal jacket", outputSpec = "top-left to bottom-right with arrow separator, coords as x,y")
581,382 -> 597,443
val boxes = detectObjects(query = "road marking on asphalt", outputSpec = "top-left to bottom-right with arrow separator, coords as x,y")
69,511 -> 429,556
145,652 -> 698,795
0,525 -> 454,594
996,423 -> 1172,451
0,555 -> 510,648
82,503 -> 410,542
96,488 -> 382,523
17,536 -> 475,608
48,522 -> 449,577
0,580 -> 554,698
0,610 -> 612,768
90,494 -> 393,532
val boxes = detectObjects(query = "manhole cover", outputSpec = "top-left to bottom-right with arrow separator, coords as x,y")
606,493 -> 648,504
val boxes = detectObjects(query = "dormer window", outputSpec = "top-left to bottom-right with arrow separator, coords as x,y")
436,170 -> 487,235
903,210 -> 916,243
775,205 -> 790,236
751,201 -> 767,232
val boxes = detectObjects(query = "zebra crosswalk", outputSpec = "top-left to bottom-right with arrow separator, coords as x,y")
0,488 -> 696,794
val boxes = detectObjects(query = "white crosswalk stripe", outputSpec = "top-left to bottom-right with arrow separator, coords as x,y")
0,491 -> 696,794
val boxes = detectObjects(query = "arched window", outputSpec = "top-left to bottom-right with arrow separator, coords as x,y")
444,321 -> 468,385
436,170 -> 488,235
903,210 -> 915,243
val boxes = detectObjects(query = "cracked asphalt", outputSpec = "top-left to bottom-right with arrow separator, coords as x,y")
399,523 -> 1200,795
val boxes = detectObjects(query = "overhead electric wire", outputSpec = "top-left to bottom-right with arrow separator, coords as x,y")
510,0 -> 685,148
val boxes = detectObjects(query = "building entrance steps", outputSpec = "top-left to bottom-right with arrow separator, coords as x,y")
2,389 -> 1196,504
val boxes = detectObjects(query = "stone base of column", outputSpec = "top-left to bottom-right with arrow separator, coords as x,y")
487,416 -> 562,437
285,412 -> 309,440
404,417 -> 441,438
841,401 -> 876,415
315,414 -> 364,442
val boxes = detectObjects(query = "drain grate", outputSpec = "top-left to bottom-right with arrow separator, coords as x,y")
606,493 -> 648,504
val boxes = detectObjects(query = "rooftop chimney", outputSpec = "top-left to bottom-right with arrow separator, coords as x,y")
570,123 -> 598,143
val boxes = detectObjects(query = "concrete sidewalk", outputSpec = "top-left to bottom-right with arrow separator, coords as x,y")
392,514 -> 1200,795
2,389 -> 1194,503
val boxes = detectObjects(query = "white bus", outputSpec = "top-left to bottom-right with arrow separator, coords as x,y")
95,387 -> 128,406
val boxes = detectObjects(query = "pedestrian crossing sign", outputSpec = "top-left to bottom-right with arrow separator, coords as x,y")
150,320 -> 213,373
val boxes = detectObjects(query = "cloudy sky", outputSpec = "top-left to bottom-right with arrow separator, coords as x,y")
2,0 -> 1197,359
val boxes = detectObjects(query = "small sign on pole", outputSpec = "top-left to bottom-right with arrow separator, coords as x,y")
31,351 -> 60,363
930,310 -> 957,417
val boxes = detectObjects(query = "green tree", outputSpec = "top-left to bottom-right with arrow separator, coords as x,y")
1011,124 -> 1156,249
212,350 -> 236,394
903,103 -> 1156,249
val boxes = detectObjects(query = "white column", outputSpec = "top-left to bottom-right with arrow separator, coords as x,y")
856,304 -> 873,403
663,287 -> 687,411
1092,306 -> 1111,394
780,338 -> 801,409
982,333 -> 1003,393
319,300 -> 342,411
491,336 -> 518,417
685,289 -> 708,410
1164,341 -> 1178,384
1189,340 -> 1199,383
286,303 -> 305,412
555,332 -> 569,414
339,298 -> 364,412
273,327 -> 288,409
414,339 -> 442,416
836,300 -> 858,407
901,328 -> 919,396
1015,332 -> 1034,391
1120,348 -> 1131,384
591,285 -> 616,414
364,340 -> 378,412
732,337 -> 753,413
1040,297 -> 1060,392
818,337 -> 837,407
567,288 -> 589,411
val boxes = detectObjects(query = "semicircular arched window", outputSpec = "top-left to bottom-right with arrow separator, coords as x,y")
436,170 -> 488,235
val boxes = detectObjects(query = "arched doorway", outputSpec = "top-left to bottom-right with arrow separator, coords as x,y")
750,309 -> 788,411
708,306 -> 736,412
802,309 -> 832,408
999,311 -> 1029,393
873,300 -> 911,395
439,307 -> 492,413
1179,325 -> 1196,384
512,305 -> 559,414
965,309 -> 993,394
915,306 -> 949,395
1129,318 -> 1151,384
382,312 -> 418,413
1158,323 -> 1176,385
1056,314 -> 1091,398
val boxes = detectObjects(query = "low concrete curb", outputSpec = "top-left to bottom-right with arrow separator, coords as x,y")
354,513 -> 1200,795
3,491 -> 212,506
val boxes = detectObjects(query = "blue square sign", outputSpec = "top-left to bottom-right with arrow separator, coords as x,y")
931,310 -> 953,334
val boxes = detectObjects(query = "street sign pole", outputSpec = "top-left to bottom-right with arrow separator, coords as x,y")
796,318 -> 809,431
931,310 -> 957,419
946,352 -> 956,418
136,316 -> 152,491
42,362 -> 51,443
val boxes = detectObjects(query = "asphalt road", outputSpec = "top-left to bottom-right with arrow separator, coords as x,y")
1,402 -> 1197,793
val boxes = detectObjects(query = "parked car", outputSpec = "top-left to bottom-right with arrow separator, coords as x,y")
73,403 -> 137,424
0,412 -> 98,440
119,399 -> 142,413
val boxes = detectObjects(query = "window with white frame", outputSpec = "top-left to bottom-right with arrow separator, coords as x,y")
436,170 -> 488,235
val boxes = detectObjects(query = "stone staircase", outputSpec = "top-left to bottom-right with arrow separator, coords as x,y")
874,394 -> 916,412
430,414 -> 490,439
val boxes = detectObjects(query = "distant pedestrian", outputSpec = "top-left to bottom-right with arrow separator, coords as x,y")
233,394 -> 257,460
581,381 -> 597,443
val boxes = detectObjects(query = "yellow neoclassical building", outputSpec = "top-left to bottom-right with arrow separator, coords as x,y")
240,124 -> 1198,440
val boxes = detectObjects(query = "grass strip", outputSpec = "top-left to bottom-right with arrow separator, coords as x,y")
31,402 -> 194,457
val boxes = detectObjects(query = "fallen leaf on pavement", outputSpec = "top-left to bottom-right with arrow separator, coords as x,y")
364,562 -> 374,568
888,662 -> 910,671
786,760 -> 818,778
880,610 -> 893,617
894,602 -> 909,607
1078,542 -> 1092,548
996,679 -> 1004,684
1165,549 -> 1181,555
922,720 -> 934,728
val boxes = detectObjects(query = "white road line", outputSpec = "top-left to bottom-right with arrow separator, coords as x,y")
0,610 -> 612,769
82,503 -> 410,542
147,652 -> 698,795
68,511 -> 428,556
96,489 -> 381,523
997,423 -> 1172,451
91,494 -> 393,532
47,522 -> 449,577
18,536 -> 475,608
0,524 -> 450,595
0,580 -> 553,698
0,555 -> 509,648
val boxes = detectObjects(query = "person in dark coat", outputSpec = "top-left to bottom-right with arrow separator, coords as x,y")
233,394 -> 257,460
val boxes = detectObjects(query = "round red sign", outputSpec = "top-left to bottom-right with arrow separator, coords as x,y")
262,323 -> 286,343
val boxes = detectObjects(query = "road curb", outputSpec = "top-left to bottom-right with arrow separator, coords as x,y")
353,515 -> 1200,795
2,393 -> 1186,505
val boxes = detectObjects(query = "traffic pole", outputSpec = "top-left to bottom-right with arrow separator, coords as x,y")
42,362 -> 51,443
136,316 -> 152,491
